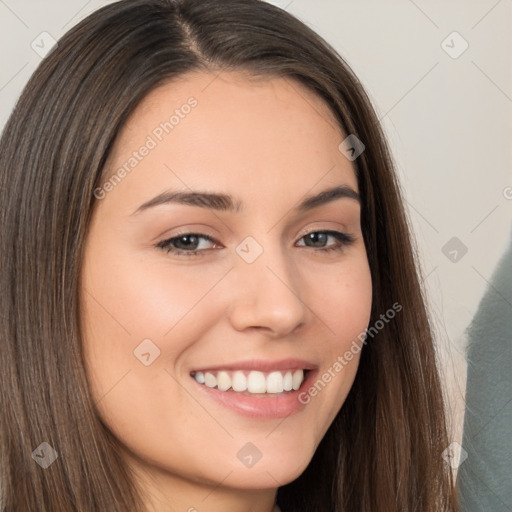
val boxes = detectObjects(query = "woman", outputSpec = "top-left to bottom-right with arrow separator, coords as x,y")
0,0 -> 459,510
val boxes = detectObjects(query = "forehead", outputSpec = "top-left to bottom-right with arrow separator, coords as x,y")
101,70 -> 358,211
135,69 -> 341,132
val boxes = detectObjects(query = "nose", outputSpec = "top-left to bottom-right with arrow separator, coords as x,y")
226,242 -> 310,337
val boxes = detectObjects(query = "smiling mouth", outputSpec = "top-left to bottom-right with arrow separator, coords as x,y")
190,369 -> 309,394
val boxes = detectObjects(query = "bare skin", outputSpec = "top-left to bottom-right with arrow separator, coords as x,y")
80,70 -> 373,512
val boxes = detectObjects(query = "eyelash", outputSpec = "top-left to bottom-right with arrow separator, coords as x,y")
156,229 -> 356,257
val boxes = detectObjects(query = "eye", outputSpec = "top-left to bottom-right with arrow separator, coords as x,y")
156,229 -> 356,257
156,232 -> 218,256
296,230 -> 356,253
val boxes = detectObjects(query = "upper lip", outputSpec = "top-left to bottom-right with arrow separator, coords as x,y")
190,358 -> 318,373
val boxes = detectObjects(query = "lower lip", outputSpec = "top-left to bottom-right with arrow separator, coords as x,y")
191,370 -> 318,419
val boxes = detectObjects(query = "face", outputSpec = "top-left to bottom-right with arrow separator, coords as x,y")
80,70 -> 372,510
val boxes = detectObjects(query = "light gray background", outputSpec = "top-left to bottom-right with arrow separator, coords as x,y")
1,0 -> 511,456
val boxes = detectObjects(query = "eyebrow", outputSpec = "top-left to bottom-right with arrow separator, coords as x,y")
132,184 -> 360,215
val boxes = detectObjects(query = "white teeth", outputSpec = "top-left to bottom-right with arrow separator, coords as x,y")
231,371 -> 247,392
193,369 -> 307,394
266,371 -> 283,393
247,371 -> 266,393
292,369 -> 304,391
283,371 -> 293,391
204,372 -> 217,388
216,371 -> 231,391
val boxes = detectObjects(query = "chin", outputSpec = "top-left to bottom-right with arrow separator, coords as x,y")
218,452 -> 314,490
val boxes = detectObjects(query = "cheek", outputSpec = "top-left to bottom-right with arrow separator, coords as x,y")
79,246 -> 215,464
328,266 -> 372,342
79,240 -> 232,410
310,252 -> 373,346
300,254 -> 372,429
81,245 -> 226,346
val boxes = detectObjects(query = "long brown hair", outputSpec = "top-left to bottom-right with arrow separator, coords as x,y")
0,0 -> 459,510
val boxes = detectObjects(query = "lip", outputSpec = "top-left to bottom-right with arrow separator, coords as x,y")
190,367 -> 319,419
190,358 -> 318,373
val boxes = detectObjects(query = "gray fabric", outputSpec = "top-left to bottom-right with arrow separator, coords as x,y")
458,233 -> 512,511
